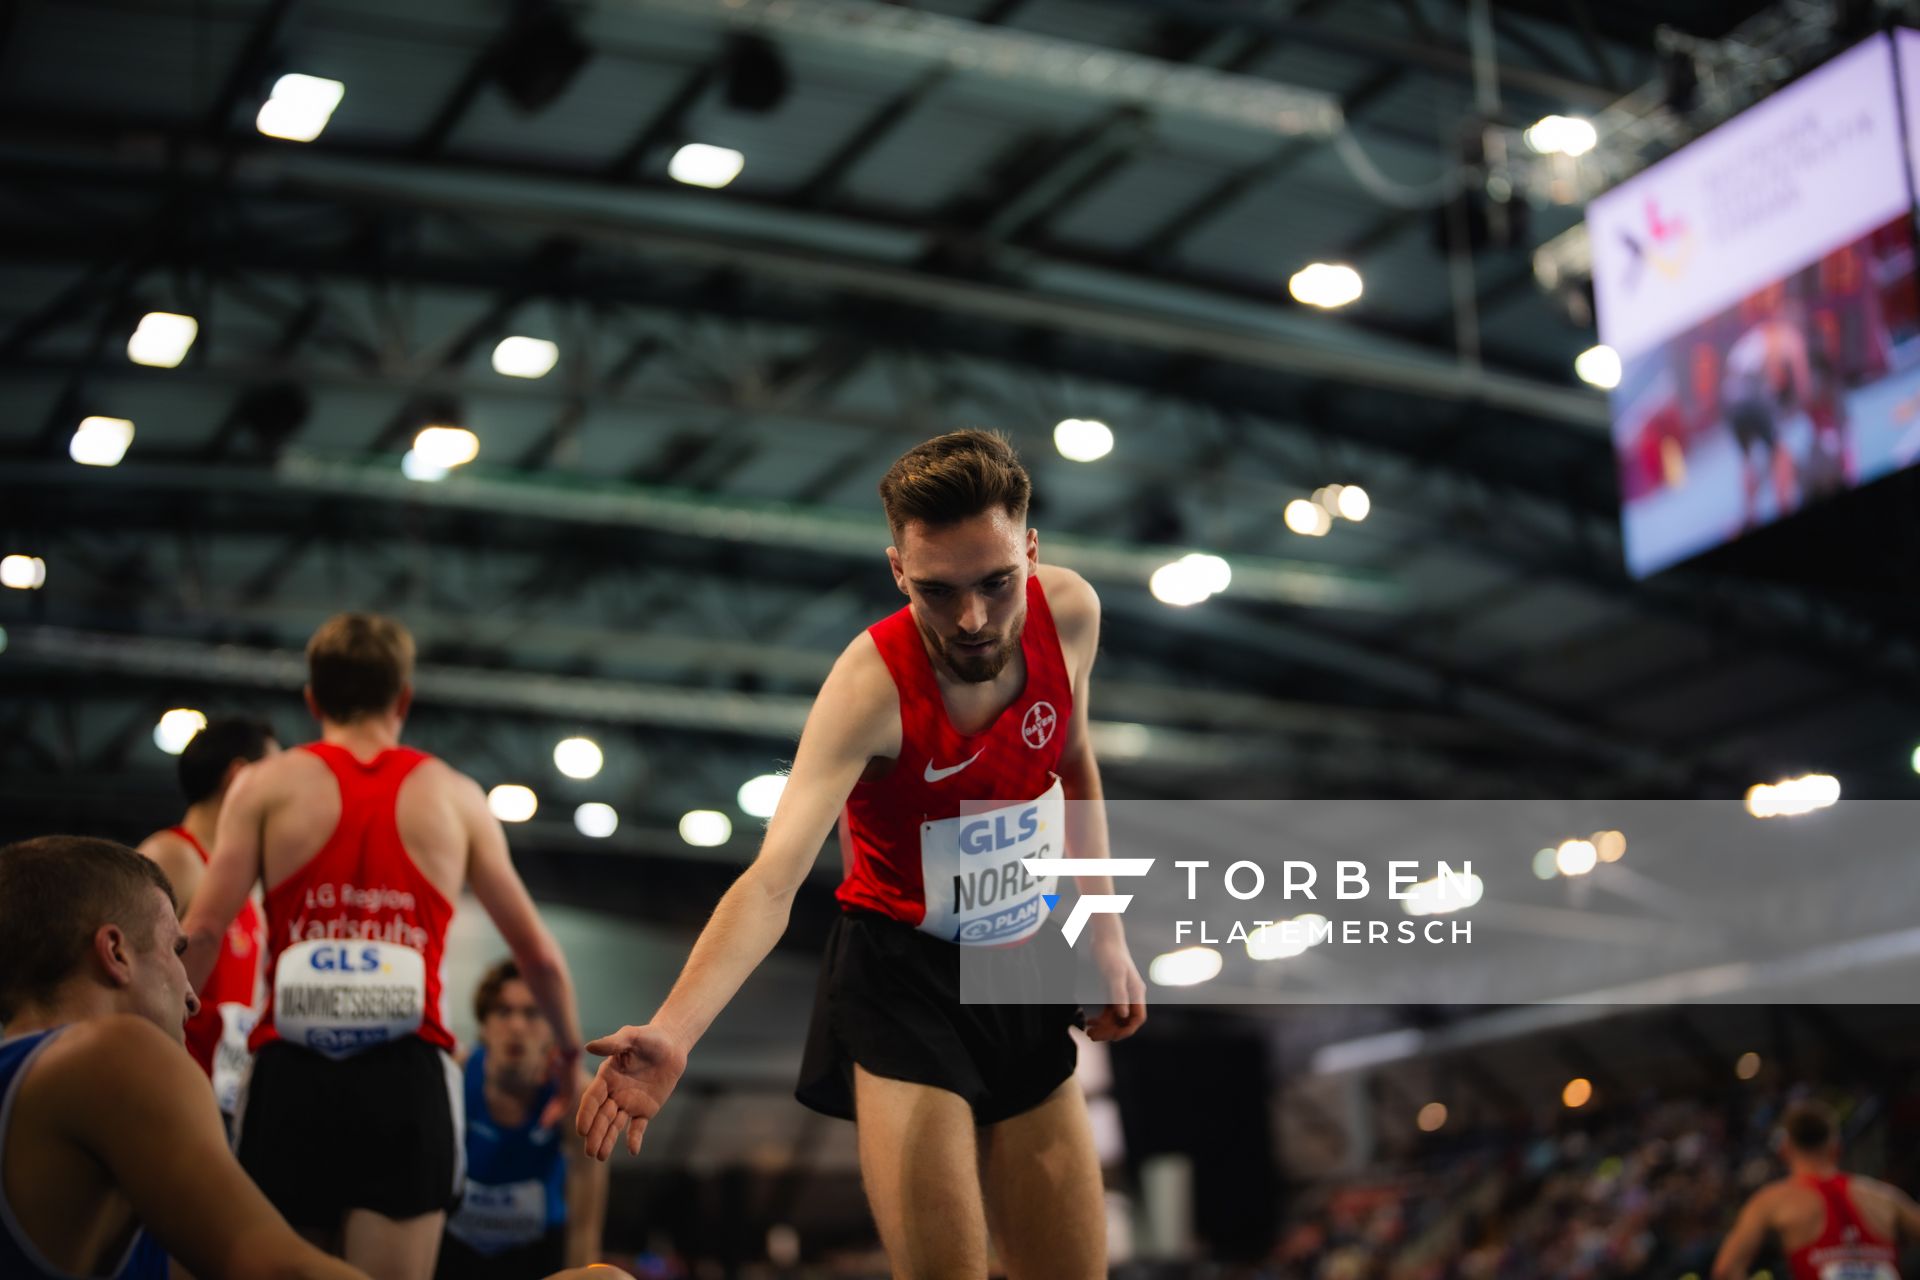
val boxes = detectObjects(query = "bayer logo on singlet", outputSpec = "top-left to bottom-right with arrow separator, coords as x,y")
1022,701 -> 1056,749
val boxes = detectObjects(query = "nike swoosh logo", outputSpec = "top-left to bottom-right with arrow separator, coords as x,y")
923,750 -> 985,783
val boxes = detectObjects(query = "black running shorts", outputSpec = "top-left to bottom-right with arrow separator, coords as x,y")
236,1036 -> 463,1227
795,909 -> 1080,1126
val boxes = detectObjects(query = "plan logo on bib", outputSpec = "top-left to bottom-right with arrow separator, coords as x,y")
1022,700 -> 1057,749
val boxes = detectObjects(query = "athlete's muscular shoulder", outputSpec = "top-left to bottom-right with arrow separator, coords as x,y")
817,631 -> 904,763
1036,563 -> 1100,674
239,745 -> 331,806
135,830 -> 203,905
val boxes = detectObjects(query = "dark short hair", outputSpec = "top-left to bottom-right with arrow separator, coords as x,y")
1782,1099 -> 1838,1153
307,612 -> 415,723
178,715 -> 277,806
473,958 -> 534,1026
0,836 -> 176,1022
879,430 -> 1032,539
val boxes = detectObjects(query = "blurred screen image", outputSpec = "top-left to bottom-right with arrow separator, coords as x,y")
1612,217 -> 1920,574
1588,32 -> 1920,577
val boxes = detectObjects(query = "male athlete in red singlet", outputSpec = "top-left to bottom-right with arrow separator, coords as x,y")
137,715 -> 278,1122
183,613 -> 586,1280
579,430 -> 1146,1278
1714,1100 -> 1920,1280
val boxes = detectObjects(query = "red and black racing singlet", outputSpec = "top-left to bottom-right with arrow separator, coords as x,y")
251,744 -> 456,1056
1787,1174 -> 1900,1280
170,826 -> 262,1084
836,574 -> 1073,945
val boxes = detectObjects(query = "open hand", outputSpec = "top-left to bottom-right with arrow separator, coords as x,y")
576,1024 -> 689,1161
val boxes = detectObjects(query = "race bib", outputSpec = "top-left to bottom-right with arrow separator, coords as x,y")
919,777 -> 1063,946
210,1002 -> 257,1115
273,940 -> 425,1059
448,1179 -> 548,1254
1819,1262 -> 1898,1280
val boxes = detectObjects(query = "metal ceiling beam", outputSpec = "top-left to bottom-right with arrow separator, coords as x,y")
1102,0 -> 1620,109
793,0 -> 1031,207
0,455 -> 1398,611
628,0 -> 1342,139
51,595 -> 1491,747
0,128 -> 1608,429
0,625 -> 1408,775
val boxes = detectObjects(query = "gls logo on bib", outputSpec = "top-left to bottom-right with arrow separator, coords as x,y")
274,938 -> 426,1059
959,806 -> 1040,855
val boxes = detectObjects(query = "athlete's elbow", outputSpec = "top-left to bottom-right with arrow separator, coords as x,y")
737,859 -> 804,914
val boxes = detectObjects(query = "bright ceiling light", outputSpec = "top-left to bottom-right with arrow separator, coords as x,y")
1417,1102 -> 1448,1133
70,417 -> 135,468
1575,344 -> 1621,390
1911,744 -> 1920,775
1335,485 -> 1371,521
574,802 -> 619,839
1403,872 -> 1484,916
255,73 -> 346,143
1148,946 -> 1223,987
669,143 -> 745,189
1148,562 -> 1204,608
1183,553 -> 1230,596
153,708 -> 207,755
1284,498 -> 1332,537
1746,774 -> 1841,819
1555,839 -> 1598,877
1525,115 -> 1598,157
413,425 -> 479,470
126,313 -> 198,369
1288,262 -> 1363,309
1735,1051 -> 1761,1081
738,773 -> 788,819
488,784 -> 539,823
401,450 -> 448,482
679,809 -> 733,847
553,736 -> 604,780
1562,1077 -> 1593,1108
1148,553 -> 1230,607
0,555 -> 46,590
1593,830 -> 1627,863
492,336 -> 560,379
1053,418 -> 1114,462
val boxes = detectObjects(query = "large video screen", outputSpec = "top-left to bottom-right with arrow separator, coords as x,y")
1588,34 -> 1920,578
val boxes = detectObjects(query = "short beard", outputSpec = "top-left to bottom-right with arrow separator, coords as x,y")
927,612 -> 1025,684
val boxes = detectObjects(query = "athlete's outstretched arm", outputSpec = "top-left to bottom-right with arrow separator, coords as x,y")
51,1016 -> 366,1280
1710,1192 -> 1772,1280
182,761 -> 270,991
462,770 -> 585,1124
577,636 -> 895,1160
1047,568 -> 1146,1042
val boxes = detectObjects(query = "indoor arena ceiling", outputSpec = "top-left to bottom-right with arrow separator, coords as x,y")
4,0 -> 1918,942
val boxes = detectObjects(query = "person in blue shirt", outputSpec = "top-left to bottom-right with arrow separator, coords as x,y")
442,959 -> 611,1278
0,834 -> 363,1280
0,834 -> 630,1280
